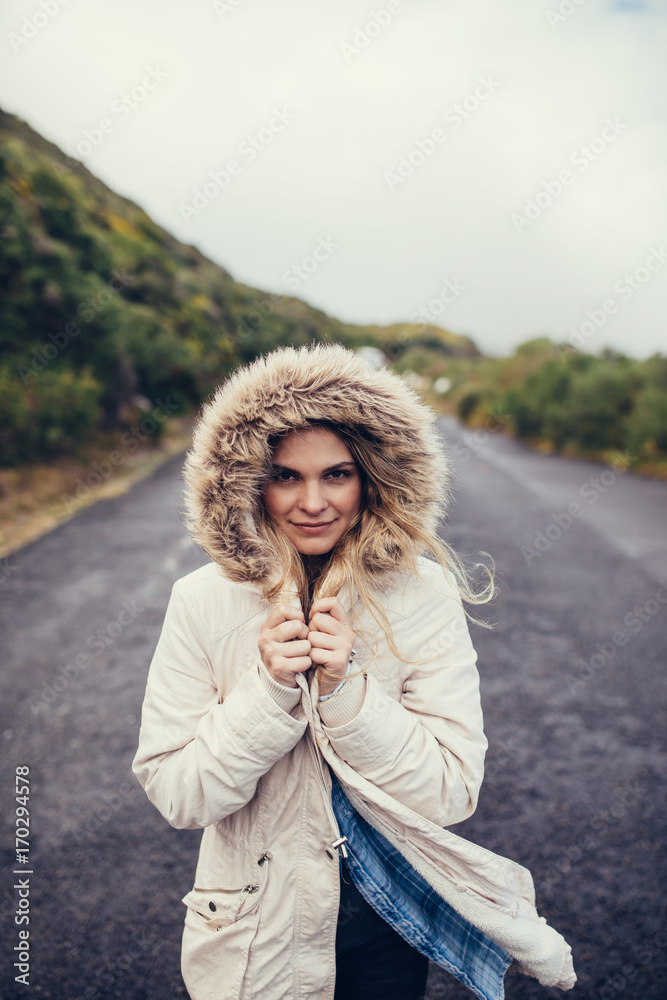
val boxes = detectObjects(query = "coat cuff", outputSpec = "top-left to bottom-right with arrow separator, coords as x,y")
257,661 -> 303,714
318,674 -> 367,729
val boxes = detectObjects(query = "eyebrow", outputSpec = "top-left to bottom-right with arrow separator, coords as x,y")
271,461 -> 357,474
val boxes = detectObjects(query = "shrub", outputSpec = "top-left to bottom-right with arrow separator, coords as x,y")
0,364 -> 103,465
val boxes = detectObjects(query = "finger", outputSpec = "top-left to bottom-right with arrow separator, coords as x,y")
309,597 -> 350,626
308,612 -> 341,636
263,604 -> 305,629
276,619 -> 309,642
309,645 -> 347,670
307,630 -> 339,650
308,646 -> 332,665
277,655 -> 312,674
309,611 -> 354,638
276,638 -> 311,658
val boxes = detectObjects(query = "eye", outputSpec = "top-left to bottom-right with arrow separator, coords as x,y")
325,469 -> 352,480
270,469 -> 297,483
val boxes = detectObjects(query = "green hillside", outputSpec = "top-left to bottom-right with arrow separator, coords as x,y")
0,108 -> 478,467
2,102 -> 663,519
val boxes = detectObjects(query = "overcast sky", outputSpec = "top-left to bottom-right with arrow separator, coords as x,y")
1,0 -> 666,359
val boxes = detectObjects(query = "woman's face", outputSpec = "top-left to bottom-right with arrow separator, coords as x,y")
263,427 -> 363,555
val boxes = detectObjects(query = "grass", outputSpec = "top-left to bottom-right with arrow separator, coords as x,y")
0,414 -> 194,559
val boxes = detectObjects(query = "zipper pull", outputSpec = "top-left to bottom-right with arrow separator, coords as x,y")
234,883 -> 259,920
331,835 -> 349,859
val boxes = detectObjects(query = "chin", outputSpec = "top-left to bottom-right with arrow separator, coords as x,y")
296,541 -> 335,556
291,533 -> 341,556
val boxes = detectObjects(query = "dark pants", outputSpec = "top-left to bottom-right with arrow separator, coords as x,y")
334,923 -> 429,1000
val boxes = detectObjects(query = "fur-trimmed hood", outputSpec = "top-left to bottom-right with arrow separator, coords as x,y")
182,342 -> 450,585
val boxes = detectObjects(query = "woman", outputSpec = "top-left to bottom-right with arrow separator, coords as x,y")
132,342 -> 576,1000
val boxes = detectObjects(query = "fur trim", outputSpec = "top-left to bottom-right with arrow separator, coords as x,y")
182,342 -> 450,585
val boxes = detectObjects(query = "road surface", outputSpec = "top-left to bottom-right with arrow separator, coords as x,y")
1,417 -> 665,999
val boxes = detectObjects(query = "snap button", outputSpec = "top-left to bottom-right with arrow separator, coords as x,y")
456,884 -> 466,892
208,901 -> 217,912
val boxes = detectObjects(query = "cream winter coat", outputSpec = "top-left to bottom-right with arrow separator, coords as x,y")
132,343 -> 576,999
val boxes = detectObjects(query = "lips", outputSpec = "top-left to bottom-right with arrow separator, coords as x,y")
291,521 -> 335,534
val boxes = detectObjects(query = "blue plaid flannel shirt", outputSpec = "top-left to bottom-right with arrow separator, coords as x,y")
331,773 -> 512,1000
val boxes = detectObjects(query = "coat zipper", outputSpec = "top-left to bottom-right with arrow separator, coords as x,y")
305,713 -> 349,859
193,851 -> 271,923
234,883 -> 259,920
234,850 -> 272,917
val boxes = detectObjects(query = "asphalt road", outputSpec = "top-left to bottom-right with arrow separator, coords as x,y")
1,417 -> 665,1000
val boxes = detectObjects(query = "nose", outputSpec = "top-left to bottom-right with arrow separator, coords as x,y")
297,479 -> 328,515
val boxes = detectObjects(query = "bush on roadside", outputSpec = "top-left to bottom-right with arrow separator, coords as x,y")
444,339 -> 666,471
0,364 -> 102,465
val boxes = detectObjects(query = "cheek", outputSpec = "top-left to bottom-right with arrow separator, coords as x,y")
263,486 -> 285,519
347,483 -> 363,515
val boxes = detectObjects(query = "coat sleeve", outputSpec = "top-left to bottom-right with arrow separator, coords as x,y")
318,563 -> 488,828
132,579 -> 307,829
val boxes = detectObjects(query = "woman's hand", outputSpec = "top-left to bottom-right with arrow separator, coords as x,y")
258,605 -> 312,688
308,597 -> 356,697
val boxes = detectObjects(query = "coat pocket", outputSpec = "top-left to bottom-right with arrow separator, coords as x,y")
182,879 -> 266,930
181,863 -> 272,1000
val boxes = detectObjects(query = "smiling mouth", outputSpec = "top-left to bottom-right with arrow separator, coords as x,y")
292,521 -> 334,527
